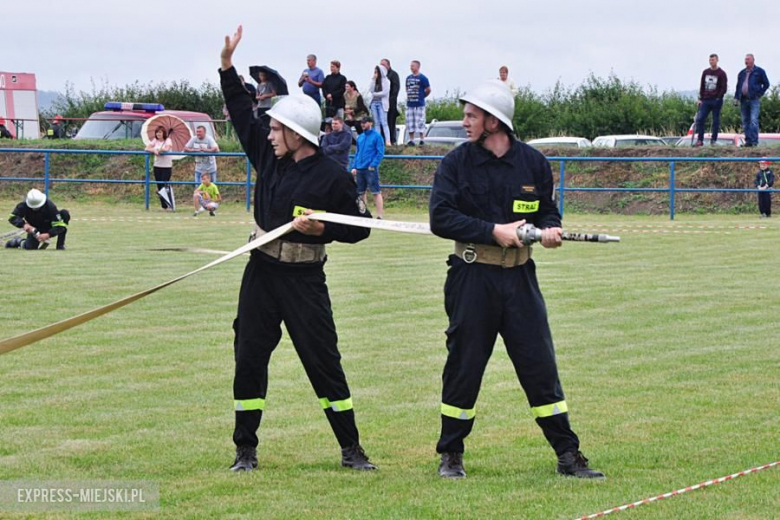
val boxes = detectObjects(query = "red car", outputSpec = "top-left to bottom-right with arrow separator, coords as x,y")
675,133 -> 744,147
74,102 -> 216,140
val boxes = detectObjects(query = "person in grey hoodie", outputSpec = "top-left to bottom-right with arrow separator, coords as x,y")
368,65 -> 391,145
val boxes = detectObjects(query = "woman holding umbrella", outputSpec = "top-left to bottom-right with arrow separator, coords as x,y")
145,126 -> 174,210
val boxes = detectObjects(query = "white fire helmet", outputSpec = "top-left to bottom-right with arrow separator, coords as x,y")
266,95 -> 322,147
459,80 -> 515,132
26,188 -> 47,209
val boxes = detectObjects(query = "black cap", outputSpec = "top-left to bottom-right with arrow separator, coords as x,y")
360,116 -> 372,124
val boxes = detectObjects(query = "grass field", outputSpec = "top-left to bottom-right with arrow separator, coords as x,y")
0,201 -> 778,519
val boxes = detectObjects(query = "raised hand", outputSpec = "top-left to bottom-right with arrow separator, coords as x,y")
221,25 -> 243,71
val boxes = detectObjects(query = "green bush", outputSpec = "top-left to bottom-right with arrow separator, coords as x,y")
46,79 -> 225,122
407,74 -> 780,141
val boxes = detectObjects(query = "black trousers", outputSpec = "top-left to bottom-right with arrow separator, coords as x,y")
232,253 -> 361,449
758,192 -> 772,216
436,256 -> 580,456
154,166 -> 172,209
387,103 -> 399,144
23,209 -> 70,250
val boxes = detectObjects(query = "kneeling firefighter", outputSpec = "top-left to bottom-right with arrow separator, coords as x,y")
7,189 -> 70,250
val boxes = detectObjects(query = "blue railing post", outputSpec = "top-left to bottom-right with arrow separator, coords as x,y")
245,157 -> 252,212
669,160 -> 676,221
44,152 -> 50,195
558,160 -> 566,216
144,154 -> 151,210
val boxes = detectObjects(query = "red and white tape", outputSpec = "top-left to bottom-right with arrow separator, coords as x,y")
577,461 -> 778,519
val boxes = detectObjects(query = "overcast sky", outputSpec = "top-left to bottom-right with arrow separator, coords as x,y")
4,0 -> 779,101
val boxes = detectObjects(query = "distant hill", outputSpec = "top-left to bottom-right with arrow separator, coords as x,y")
37,90 -> 63,113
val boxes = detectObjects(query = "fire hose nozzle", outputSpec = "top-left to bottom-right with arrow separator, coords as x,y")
516,223 -> 620,244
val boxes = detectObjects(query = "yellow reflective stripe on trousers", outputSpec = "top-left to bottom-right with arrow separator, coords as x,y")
52,220 -> 68,228
441,403 -> 476,420
319,397 -> 353,412
234,398 -> 265,411
531,400 -> 568,418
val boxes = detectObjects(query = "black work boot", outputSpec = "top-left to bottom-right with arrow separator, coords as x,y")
557,451 -> 605,479
341,445 -> 377,470
5,237 -> 22,249
229,446 -> 258,472
438,452 -> 466,479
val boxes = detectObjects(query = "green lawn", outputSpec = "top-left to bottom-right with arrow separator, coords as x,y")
0,202 -> 778,519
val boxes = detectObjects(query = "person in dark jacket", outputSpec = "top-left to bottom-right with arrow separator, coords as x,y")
321,116 -> 352,170
755,158 -> 775,218
734,54 -> 770,147
47,115 -> 67,139
429,80 -> 603,480
695,54 -> 727,146
0,117 -> 13,139
322,60 -> 347,119
381,59 -> 400,145
6,189 -> 70,250
219,25 -> 376,473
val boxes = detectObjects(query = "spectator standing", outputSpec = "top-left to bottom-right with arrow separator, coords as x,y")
0,117 -> 13,139
322,60 -> 347,119
193,172 -> 221,217
351,117 -> 385,219
184,126 -> 220,184
405,60 -> 431,146
344,81 -> 369,135
381,58 -> 401,145
755,158 -> 775,218
498,66 -> 518,96
694,54 -> 728,146
369,65 -> 392,146
255,70 -> 276,118
145,126 -> 175,210
298,54 -> 325,106
734,54 -> 770,147
321,116 -> 352,171
240,75 -> 257,106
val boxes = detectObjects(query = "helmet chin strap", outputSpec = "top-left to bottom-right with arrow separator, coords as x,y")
281,127 -> 303,157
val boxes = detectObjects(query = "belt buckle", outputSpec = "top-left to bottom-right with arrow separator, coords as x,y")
462,244 -> 477,264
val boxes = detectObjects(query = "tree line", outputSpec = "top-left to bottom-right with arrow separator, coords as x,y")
47,74 -> 780,141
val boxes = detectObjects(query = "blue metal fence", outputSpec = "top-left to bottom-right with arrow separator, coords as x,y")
0,148 -> 777,220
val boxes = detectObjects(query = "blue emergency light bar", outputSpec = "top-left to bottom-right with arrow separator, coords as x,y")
104,102 -> 164,112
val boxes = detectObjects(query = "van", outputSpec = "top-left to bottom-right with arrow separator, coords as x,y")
74,102 -> 216,140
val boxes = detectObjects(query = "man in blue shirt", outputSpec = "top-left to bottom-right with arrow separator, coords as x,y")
350,116 -> 385,219
298,54 -> 325,106
734,54 -> 770,147
405,60 -> 431,146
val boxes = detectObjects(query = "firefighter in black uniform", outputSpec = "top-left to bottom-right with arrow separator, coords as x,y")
755,158 -> 774,217
47,115 -> 67,139
429,81 -> 604,479
6,189 -> 70,250
219,26 -> 376,472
